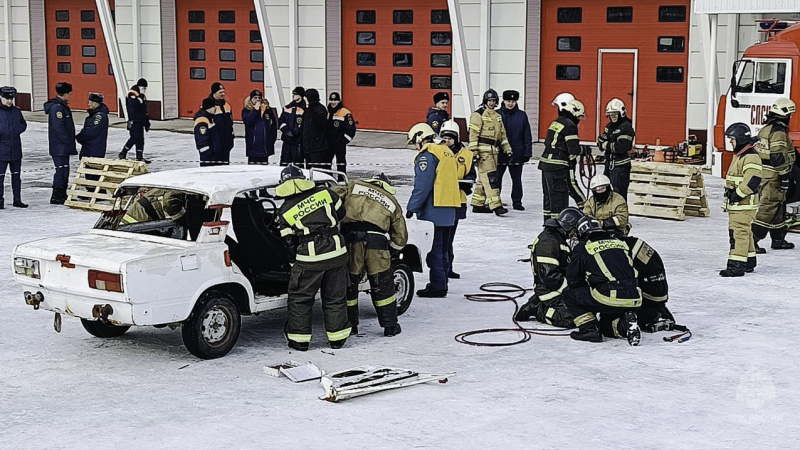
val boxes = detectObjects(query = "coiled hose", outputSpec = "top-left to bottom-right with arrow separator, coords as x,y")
577,153 -> 597,198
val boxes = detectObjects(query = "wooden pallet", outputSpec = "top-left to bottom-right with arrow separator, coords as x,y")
628,161 -> 709,221
65,157 -> 148,212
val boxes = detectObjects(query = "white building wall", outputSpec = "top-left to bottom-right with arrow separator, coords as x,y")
114,0 -> 164,105
695,0 -> 800,14
0,0 -> 33,95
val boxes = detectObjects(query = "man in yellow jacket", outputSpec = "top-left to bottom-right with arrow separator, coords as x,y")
468,89 -> 512,216
583,175 -> 631,237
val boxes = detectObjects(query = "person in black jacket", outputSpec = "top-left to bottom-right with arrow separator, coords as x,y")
497,90 -> 533,211
426,92 -> 450,135
242,89 -> 278,164
44,82 -> 76,205
301,88 -> 329,169
208,82 -> 234,163
119,78 -> 151,162
326,92 -> 356,175
76,92 -> 109,159
279,86 -> 306,166
539,99 -> 586,222
0,86 -> 28,209
194,98 -> 223,167
597,98 -> 635,199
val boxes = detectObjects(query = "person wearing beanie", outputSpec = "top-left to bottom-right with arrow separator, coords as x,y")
242,89 -> 278,164
326,92 -> 356,176
194,97 -> 223,167
0,85 -> 28,209
278,86 -> 307,165
300,88 -> 329,169
76,92 -> 110,161
497,89 -> 532,211
205,82 -> 234,164
426,92 -> 450,135
43,82 -> 76,205
119,79 -> 152,163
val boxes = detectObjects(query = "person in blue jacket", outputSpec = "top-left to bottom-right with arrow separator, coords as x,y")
208,82 -> 235,163
76,92 -> 109,159
242,89 -> 278,164
279,86 -> 306,166
44,82 -> 76,205
497,90 -> 533,211
194,98 -> 223,167
119,78 -> 151,162
426,92 -> 450,135
0,86 -> 28,209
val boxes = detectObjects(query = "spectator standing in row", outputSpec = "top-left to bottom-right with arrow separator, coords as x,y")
44,82 -> 76,205
0,86 -> 28,209
497,90 -> 533,211
242,89 -> 278,164
326,92 -> 356,175
207,82 -> 234,165
301,88 -> 329,169
279,86 -> 306,166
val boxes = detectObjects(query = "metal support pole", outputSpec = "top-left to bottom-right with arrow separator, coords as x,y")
447,0 -> 474,118
96,0 -> 129,116
288,0 -> 298,90
254,0 -> 285,107
705,13 -> 719,169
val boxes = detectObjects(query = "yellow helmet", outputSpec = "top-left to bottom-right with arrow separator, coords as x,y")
407,123 -> 436,145
605,98 -> 626,117
565,99 -> 586,118
770,98 -> 796,117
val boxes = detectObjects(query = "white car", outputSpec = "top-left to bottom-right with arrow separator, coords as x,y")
12,166 -> 432,359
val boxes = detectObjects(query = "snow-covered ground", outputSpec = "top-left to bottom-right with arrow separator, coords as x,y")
1,123 -> 798,449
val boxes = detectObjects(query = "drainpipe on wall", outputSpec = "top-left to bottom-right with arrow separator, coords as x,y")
706,13 -> 719,171
96,0 -> 129,117
253,0 -> 285,107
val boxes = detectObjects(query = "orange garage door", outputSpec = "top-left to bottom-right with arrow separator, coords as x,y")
342,0 -> 452,131
539,1 -> 690,146
45,0 -> 117,112
176,1 -> 265,120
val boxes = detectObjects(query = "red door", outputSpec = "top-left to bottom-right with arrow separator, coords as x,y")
599,52 -> 636,136
176,0 -> 264,120
342,0 -> 452,131
45,0 -> 117,112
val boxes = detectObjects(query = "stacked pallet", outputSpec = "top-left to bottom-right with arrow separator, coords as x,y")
65,157 -> 148,212
628,161 -> 709,221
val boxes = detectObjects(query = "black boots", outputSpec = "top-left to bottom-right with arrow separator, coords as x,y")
513,204 -> 525,211
288,340 -> 309,352
416,287 -> 447,298
330,338 -> 347,349
384,323 -> 402,337
493,206 -> 509,216
771,240 -> 795,250
447,271 -> 461,279
620,311 -> 641,346
118,146 -> 130,159
719,260 -> 746,277
12,200 -> 28,208
570,323 -> 603,343
472,205 -> 491,214
755,241 -> 766,254
136,150 -> 151,164
50,188 -> 68,205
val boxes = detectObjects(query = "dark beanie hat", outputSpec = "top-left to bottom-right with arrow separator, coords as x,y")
292,86 -> 305,97
502,90 -> 520,101
88,92 -> 104,103
210,82 -> 224,95
305,88 -> 320,103
433,92 -> 449,104
130,85 -> 141,94
329,92 -> 341,101
250,89 -> 263,98
137,78 -> 148,88
201,97 -> 217,110
55,82 -> 73,95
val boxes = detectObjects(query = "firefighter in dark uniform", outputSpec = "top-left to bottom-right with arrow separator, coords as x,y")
468,89 -> 512,216
326,92 -> 356,174
559,208 -> 642,345
334,174 -> 408,337
721,123 -> 763,277
193,98 -> 223,167
276,165 -> 351,351
279,86 -> 306,166
207,82 -> 234,164
427,92 -> 450,135
43,81 -> 76,205
583,174 -> 630,237
539,99 -> 586,221
76,92 -> 110,160
552,92 -> 587,208
597,98 -> 635,199
515,219 -> 575,328
621,235 -> 675,329
119,78 -> 151,162
752,97 -> 796,252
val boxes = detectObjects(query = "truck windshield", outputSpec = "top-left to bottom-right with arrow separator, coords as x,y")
735,60 -> 786,94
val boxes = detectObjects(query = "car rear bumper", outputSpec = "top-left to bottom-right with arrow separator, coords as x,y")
17,285 -> 135,326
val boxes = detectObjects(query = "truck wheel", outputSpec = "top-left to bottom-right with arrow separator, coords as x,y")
81,319 -> 131,338
393,263 -> 414,316
182,290 -> 241,359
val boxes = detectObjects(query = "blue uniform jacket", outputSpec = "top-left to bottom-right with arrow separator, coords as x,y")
279,100 -> 306,144
0,104 -> 27,161
43,97 -> 76,157
76,103 -> 109,158
426,107 -> 449,135
125,89 -> 150,127
407,150 -> 456,227
498,105 -> 533,165
242,105 -> 278,158
194,110 -> 223,163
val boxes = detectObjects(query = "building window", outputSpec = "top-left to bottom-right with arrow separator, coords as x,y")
251,50 -> 263,63
607,7 -> 633,23
219,11 -> 235,24
81,10 -> 95,22
356,10 -> 376,24
393,74 -> 413,88
431,32 -> 451,46
431,75 -> 451,89
55,10 -> 69,22
557,7 -> 582,23
357,32 -> 376,45
56,45 -> 71,57
82,46 -> 96,57
188,11 -> 205,23
357,52 -> 376,66
189,30 -> 205,42
357,73 -> 376,87
251,70 -> 264,83
250,30 -> 262,43
57,62 -> 71,73
220,69 -> 236,81
189,49 -> 206,61
557,37 -> 581,52
659,6 -> 686,22
393,10 -> 413,24
393,32 -> 413,46
393,53 -> 413,67
658,36 -> 685,53
431,10 -> 450,24
81,28 -> 96,39
431,54 -> 451,68
250,11 -> 258,24
82,63 -> 97,75
556,65 -> 581,80
219,30 -> 235,43
219,49 -> 236,62
656,66 -> 684,83
56,28 -> 70,39
190,68 -> 206,80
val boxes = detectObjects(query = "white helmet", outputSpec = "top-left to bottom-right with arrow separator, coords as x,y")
565,99 -> 586,119
770,97 -> 796,117
589,174 -> 612,191
407,123 -> 436,145
439,120 -> 460,141
552,92 -> 575,111
605,98 -> 626,117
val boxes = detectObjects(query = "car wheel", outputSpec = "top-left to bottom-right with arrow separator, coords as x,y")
181,290 -> 241,360
393,263 -> 414,316
81,318 -> 131,338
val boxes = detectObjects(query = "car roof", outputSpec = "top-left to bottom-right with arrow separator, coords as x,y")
119,165 -> 336,206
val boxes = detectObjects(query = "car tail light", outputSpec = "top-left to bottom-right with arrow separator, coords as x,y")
224,250 -> 232,267
14,258 -> 41,279
88,270 -> 124,293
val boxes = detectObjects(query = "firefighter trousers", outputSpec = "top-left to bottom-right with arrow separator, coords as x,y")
605,162 -> 631,199
729,209 -> 757,268
753,178 -> 788,242
541,169 -> 570,221
286,256 -> 351,346
568,160 -> 587,208
346,240 -> 398,328
564,286 -> 639,336
471,150 -> 502,210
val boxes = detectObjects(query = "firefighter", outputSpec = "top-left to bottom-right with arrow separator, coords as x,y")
497,90 -> 533,211
43,81 -> 76,205
427,92 -> 450,135
515,218 -> 575,329
119,78 -> 151,163
326,92 -> 356,175
334,173 -> 407,336
279,86 -> 306,166
406,123 -> 461,297
121,188 -> 187,225
552,92 -> 587,208
597,98 -> 635,199
468,89 -> 512,216
0,85 -> 28,209
583,174 -> 630,237
560,208 -> 642,345
207,82 -> 234,164
194,98 -> 223,166
76,93 -> 110,160
721,123 -> 763,277
440,119 -> 476,279
621,235 -> 675,329
539,99 -> 586,221
242,89 -> 278,165
276,165 -> 350,351
752,97 -> 796,252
